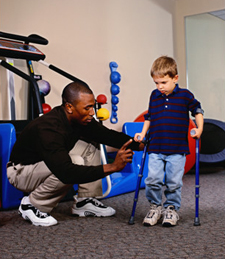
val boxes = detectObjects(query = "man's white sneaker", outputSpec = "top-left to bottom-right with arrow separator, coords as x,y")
18,197 -> 58,227
71,197 -> 116,217
162,205 -> 179,227
143,203 -> 162,226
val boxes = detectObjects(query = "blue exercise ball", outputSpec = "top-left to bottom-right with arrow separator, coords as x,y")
110,71 -> 121,84
111,84 -> 120,95
111,96 -> 119,105
112,105 -> 118,112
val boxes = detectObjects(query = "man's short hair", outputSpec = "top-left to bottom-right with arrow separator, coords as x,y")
62,81 -> 93,106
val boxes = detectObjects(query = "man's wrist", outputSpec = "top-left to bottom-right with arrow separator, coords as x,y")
103,163 -> 117,176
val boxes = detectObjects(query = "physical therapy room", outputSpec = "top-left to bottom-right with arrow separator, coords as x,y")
0,0 -> 224,258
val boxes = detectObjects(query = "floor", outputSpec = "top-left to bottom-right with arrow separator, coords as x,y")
0,166 -> 224,259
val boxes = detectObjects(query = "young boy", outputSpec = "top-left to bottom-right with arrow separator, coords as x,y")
134,56 -> 204,227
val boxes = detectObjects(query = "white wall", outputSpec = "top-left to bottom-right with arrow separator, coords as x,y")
0,0 -> 175,131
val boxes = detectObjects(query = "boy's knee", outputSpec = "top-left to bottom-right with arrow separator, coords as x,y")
166,183 -> 182,192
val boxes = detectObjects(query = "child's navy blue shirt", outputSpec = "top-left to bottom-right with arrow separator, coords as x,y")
144,84 -> 203,155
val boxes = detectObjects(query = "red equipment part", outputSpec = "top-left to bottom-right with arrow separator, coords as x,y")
42,103 -> 51,114
96,94 -> 107,105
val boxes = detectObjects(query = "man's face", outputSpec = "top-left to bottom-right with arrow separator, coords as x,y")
71,93 -> 95,125
153,74 -> 178,96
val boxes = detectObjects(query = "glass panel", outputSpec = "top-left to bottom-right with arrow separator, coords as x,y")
185,11 -> 225,121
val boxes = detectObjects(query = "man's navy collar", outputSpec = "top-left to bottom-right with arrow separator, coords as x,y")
155,84 -> 179,97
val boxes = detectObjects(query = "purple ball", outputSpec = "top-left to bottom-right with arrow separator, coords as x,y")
37,80 -> 51,96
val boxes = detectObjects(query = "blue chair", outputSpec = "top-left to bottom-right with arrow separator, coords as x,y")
0,123 -> 24,209
102,122 -> 149,198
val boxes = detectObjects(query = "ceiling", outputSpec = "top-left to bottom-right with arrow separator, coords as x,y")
209,9 -> 225,21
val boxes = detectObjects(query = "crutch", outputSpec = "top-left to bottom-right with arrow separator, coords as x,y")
191,129 -> 201,226
128,131 -> 151,225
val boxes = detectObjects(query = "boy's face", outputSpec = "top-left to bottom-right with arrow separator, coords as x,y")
153,74 -> 178,96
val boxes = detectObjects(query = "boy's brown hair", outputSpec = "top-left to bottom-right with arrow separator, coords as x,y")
150,56 -> 178,78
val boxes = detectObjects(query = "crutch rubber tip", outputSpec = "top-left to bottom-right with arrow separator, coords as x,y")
128,217 -> 135,225
194,219 -> 201,226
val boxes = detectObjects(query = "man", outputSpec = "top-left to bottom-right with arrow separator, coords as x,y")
7,81 -> 143,226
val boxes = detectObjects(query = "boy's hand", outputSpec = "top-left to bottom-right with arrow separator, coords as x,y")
134,133 -> 144,142
134,133 -> 146,151
190,128 -> 202,139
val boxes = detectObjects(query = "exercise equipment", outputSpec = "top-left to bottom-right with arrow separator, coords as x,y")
0,31 -> 100,209
128,131 -> 151,225
0,124 -> 24,209
96,108 -> 110,121
0,36 -> 45,119
37,79 -> 51,96
96,94 -> 107,105
111,96 -> 119,105
111,84 -> 120,95
109,62 -> 121,124
94,97 -> 111,199
0,37 -> 46,61
102,122 -> 149,198
6,58 -> 16,120
110,71 -> 121,84
0,31 -> 84,120
199,119 -> 225,164
0,59 -> 44,117
42,103 -> 52,114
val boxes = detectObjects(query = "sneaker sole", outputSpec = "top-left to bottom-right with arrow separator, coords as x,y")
162,222 -> 176,227
143,216 -> 161,227
143,222 -> 154,227
143,220 -> 159,227
18,208 -> 58,227
71,208 -> 115,217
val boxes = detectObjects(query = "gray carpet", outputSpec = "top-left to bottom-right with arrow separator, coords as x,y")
0,166 -> 224,259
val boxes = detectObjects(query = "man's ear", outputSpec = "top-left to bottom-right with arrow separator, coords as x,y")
65,102 -> 73,114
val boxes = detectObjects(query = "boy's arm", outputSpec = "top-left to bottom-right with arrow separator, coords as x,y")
192,113 -> 204,139
134,120 -> 150,142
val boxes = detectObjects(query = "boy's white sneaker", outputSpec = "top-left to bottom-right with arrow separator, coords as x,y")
143,203 -> 162,226
162,205 -> 179,227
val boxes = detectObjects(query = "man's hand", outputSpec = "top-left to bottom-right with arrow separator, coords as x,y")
103,139 -> 134,175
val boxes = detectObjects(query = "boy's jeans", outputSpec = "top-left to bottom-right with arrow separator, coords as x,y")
145,153 -> 186,211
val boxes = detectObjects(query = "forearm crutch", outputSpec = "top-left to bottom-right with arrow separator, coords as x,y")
194,137 -> 200,226
191,129 -> 201,226
128,132 -> 150,225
